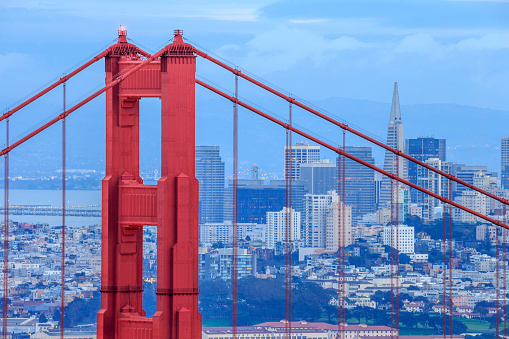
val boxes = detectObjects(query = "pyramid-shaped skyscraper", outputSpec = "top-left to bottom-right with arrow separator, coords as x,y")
379,82 -> 407,206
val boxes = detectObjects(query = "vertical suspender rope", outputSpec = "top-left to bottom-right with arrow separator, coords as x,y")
496,205 -> 500,339
232,72 -> 238,338
390,179 -> 394,339
61,81 -> 66,339
2,118 -> 9,339
341,130 -> 346,332
284,101 -> 292,338
337,139 -> 343,338
504,204 -> 507,338
442,197 -> 447,339
285,115 -> 289,338
395,157 -> 400,338
448,180 -> 453,338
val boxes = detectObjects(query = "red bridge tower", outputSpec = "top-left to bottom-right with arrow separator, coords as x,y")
97,28 -> 202,339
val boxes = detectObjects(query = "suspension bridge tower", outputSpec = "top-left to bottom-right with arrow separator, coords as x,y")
97,28 -> 202,339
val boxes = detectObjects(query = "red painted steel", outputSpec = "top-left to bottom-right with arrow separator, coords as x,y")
284,103 -> 292,339
390,180 -> 394,339
2,119 -> 8,339
448,182 -> 453,339
97,30 -> 202,339
341,131 -> 346,334
505,204 -> 507,337
194,49 -> 509,208
61,82 -> 67,339
337,149 -> 343,338
196,79 -> 509,228
395,159 -> 400,338
497,218 -> 500,339
442,209 -> 446,339
232,73 -> 239,338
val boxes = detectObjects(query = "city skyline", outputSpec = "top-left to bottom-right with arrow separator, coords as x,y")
1,2 -> 508,338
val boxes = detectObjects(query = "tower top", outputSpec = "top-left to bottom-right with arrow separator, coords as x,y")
173,29 -> 184,43
117,25 -> 127,43
389,81 -> 402,123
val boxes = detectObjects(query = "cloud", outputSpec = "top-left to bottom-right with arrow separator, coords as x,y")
455,32 -> 509,51
2,0 -> 278,21
394,33 -> 445,57
217,25 -> 376,73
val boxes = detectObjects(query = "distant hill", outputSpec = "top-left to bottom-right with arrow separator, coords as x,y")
6,93 -> 506,179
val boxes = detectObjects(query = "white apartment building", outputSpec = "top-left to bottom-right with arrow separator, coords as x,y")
266,207 -> 301,248
304,191 -> 338,248
325,202 -> 352,251
382,224 -> 415,254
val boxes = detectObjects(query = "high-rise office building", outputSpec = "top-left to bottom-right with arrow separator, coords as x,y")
502,138 -> 509,189
405,137 -> 446,202
299,160 -> 336,195
339,146 -> 376,219
417,158 -> 452,220
380,82 -> 407,206
195,146 -> 225,224
285,142 -> 320,181
224,179 -> 306,224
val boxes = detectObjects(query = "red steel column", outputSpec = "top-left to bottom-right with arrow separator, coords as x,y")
152,32 -> 202,339
97,30 -> 145,339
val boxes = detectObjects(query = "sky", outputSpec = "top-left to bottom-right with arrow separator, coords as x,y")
0,0 -> 508,175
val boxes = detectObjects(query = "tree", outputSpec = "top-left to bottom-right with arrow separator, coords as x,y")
52,309 -> 61,324
399,312 -> 416,329
416,313 -> 430,328
474,300 -> 495,320
324,305 -> 337,322
399,253 -> 411,265
39,314 -> 47,323
348,256 -> 366,267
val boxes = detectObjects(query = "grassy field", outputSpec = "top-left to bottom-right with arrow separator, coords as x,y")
457,318 -> 493,332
